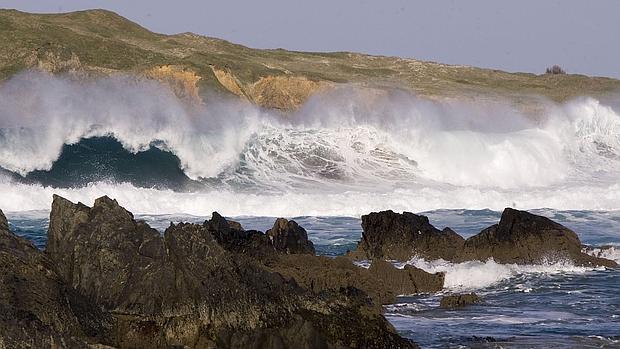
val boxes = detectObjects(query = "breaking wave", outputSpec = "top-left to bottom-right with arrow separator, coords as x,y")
0,71 -> 619,215
399,257 -> 602,291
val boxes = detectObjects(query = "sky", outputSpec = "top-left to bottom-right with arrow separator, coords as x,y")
2,0 -> 619,78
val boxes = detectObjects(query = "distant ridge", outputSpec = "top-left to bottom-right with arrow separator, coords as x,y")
1,8 -> 619,110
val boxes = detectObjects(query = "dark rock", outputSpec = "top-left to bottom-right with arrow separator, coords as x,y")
44,195 -> 418,348
204,212 -> 276,258
439,293 -> 482,309
0,209 -> 111,348
203,213 -> 444,308
267,218 -> 316,255
47,195 -> 168,311
353,210 -> 464,261
460,208 -> 618,267
368,259 -> 445,295
350,208 -> 617,268
265,255 -> 444,307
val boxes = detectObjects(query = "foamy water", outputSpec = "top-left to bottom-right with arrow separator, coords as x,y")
2,71 -> 620,348
0,72 -> 619,217
6,209 -> 620,348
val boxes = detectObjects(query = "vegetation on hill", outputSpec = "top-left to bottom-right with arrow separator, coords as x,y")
1,9 -> 619,110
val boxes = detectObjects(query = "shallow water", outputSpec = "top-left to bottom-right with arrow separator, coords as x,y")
8,209 -> 620,348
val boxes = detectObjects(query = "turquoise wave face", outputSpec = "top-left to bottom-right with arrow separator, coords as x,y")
11,136 -> 193,190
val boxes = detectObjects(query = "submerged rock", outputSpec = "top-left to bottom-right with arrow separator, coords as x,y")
351,208 -> 617,268
41,195 -> 418,348
440,293 -> 482,309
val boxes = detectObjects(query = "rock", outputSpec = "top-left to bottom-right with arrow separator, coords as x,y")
265,255 -> 444,307
440,293 -> 482,309
203,213 -> 444,306
368,259 -> 445,295
461,208 -> 618,267
204,212 -> 276,258
47,195 -> 168,310
0,209 -> 111,348
0,209 -> 7,232
354,210 -> 464,261
267,218 -> 316,255
44,195 -> 418,348
350,208 -> 617,268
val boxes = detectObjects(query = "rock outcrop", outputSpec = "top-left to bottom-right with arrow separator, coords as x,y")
267,218 -> 316,255
351,208 -> 618,268
265,255 -> 444,306
440,293 -> 482,309
460,208 -> 617,267
39,195 -> 419,348
202,211 -> 443,305
0,209 -> 110,348
354,210 -> 465,261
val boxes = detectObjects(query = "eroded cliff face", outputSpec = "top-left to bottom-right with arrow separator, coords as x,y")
144,65 -> 203,105
210,65 -> 333,111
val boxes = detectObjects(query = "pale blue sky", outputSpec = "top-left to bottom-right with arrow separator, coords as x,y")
2,0 -> 619,78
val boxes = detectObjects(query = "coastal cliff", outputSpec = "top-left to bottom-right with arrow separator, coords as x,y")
1,9 -> 619,111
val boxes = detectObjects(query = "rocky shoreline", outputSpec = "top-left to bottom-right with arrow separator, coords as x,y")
0,195 -> 616,348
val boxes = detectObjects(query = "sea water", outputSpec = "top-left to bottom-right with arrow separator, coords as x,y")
2,72 -> 620,347
7,209 -> 620,348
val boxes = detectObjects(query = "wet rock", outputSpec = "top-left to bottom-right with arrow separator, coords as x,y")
461,208 -> 618,267
267,218 -> 316,255
368,259 -> 445,295
353,210 -> 464,261
440,293 -> 482,309
47,195 -> 168,311
351,208 -> 617,268
204,212 -> 276,258
0,209 -> 111,348
44,195 -> 418,348
265,255 -> 444,307
203,214 -> 444,307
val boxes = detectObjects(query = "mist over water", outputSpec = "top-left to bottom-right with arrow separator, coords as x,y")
0,71 -> 619,215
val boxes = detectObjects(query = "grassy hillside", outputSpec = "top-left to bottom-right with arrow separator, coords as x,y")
1,8 -> 619,110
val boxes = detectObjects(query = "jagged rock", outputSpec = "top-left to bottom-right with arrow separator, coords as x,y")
204,214 -> 444,306
45,195 -> 418,348
353,210 -> 464,261
204,212 -> 276,258
0,209 -> 111,348
267,218 -> 316,255
460,208 -> 618,267
350,208 -> 617,268
440,293 -> 482,309
47,195 -> 168,311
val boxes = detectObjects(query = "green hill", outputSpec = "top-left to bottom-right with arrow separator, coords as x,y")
1,8 -> 619,110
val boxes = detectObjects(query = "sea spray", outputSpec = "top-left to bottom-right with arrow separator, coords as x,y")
0,71 -> 619,215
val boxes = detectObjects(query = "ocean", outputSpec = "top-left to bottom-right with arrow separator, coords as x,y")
1,72 -> 620,347
7,209 -> 620,348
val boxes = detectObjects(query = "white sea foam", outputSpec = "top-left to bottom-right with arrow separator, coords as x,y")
584,245 -> 620,263
0,72 -> 619,214
398,257 -> 600,291
0,180 -> 619,216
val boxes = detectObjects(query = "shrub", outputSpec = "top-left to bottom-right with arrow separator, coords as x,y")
545,65 -> 566,75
